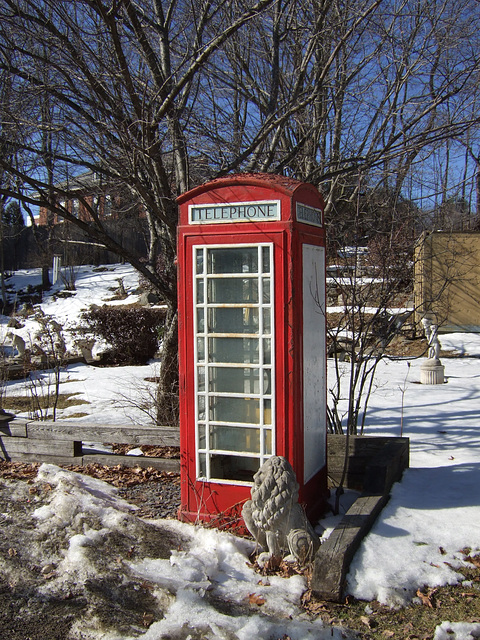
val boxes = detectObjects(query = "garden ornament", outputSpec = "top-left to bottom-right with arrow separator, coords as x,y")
242,456 -> 321,567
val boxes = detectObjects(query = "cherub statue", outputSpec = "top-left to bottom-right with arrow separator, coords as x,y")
421,317 -> 441,360
242,456 -> 321,567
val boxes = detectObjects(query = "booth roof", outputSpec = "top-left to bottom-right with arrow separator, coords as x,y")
176,172 -> 319,203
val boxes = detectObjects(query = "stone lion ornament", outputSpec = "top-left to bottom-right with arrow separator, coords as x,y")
242,456 -> 321,567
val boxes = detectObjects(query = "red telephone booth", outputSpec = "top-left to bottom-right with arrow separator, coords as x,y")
177,173 -> 328,525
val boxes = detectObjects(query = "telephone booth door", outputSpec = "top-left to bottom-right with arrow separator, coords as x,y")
193,242 -> 275,485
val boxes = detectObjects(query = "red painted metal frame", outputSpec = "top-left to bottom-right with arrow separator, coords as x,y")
177,174 -> 328,525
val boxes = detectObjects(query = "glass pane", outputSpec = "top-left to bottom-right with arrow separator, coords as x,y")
197,367 -> 205,392
197,308 -> 204,333
208,337 -> 259,364
198,395 -> 206,420
194,245 -> 275,485
263,338 -> 271,365
209,367 -> 260,394
262,246 -> 270,273
210,454 -> 260,482
207,307 -> 259,334
196,279 -> 204,304
209,425 -> 260,453
207,278 -> 258,303
198,453 -> 207,478
263,399 -> 272,424
263,369 -> 272,394
207,247 -> 258,274
264,431 -> 272,455
196,249 -> 204,274
198,423 -> 206,448
209,396 -> 260,424
197,337 -> 205,362
263,307 -> 271,334
262,278 -> 270,303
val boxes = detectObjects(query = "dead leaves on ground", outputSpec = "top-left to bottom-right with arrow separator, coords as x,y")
0,461 -> 39,480
248,593 -> 266,606
109,444 -> 179,459
67,462 -> 180,488
248,552 -> 306,580
0,460 -> 180,488
142,612 -> 154,627
416,587 -> 438,608
464,553 -> 480,569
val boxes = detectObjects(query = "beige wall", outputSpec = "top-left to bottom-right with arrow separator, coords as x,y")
415,232 -> 480,332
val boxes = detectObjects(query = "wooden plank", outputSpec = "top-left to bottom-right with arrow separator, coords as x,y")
312,437 -> 409,602
0,437 -> 81,458
0,420 -> 27,438
1,363 -> 28,380
82,453 -> 180,472
311,494 -> 388,602
26,422 -> 180,447
6,453 -> 83,466
327,435 -> 408,457
3,449 -> 179,472
327,435 -> 409,490
363,442 -> 409,494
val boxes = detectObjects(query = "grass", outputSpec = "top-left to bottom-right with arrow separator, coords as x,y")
2,393 -> 89,414
300,554 -> 480,639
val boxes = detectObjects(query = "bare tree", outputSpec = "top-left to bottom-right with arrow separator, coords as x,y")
0,66 -> 16,312
0,0 -> 279,422
325,181 -> 421,435
325,184 -> 478,436
0,0 -> 480,425
272,0 -> 480,211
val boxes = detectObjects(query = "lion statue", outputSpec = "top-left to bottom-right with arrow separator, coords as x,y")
242,456 -> 321,566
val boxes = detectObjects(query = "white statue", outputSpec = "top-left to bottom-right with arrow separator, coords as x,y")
75,337 -> 96,363
5,332 -> 26,358
242,456 -> 321,567
421,317 -> 441,360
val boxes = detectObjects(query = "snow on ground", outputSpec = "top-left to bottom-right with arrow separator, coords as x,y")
1,263 -> 147,357
1,264 -> 161,425
4,462 -> 350,640
2,264 -> 480,639
337,336 -> 480,637
1,359 -> 160,425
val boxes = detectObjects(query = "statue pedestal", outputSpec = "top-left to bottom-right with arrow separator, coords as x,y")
420,358 -> 445,385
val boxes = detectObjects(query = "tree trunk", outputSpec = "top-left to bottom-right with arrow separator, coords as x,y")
42,265 -> 51,290
156,305 -> 179,426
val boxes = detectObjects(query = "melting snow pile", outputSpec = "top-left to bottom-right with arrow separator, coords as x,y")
1,464 -> 351,640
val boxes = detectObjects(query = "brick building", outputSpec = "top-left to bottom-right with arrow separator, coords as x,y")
36,171 -> 141,226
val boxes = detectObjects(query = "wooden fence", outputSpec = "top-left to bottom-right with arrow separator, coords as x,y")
0,416 -> 180,472
1,416 -> 409,495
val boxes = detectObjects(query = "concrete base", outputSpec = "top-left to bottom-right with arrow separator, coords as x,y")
420,358 -> 445,384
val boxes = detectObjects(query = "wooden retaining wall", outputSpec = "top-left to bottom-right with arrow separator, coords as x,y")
0,416 -> 180,472
327,434 -> 410,491
312,435 -> 409,602
1,418 -> 408,486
